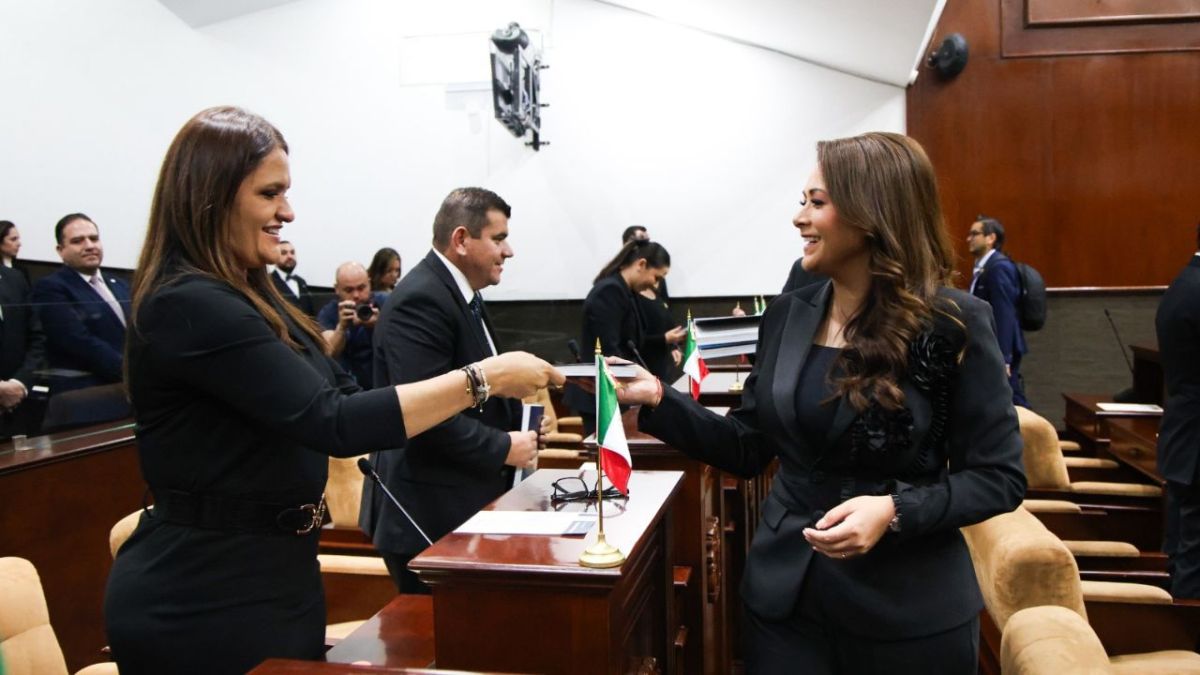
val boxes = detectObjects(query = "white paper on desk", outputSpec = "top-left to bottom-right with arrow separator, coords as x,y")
1096,402 -> 1164,414
453,510 -> 596,536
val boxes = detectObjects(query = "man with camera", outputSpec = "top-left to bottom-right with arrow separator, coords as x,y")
318,262 -> 386,389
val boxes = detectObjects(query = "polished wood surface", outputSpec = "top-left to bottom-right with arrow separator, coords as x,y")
1002,0 -> 1200,56
1062,392 -> 1163,452
326,595 -> 435,668
409,469 -> 682,675
0,420 -> 143,672
1103,416 -> 1164,485
251,658 -> 510,674
908,0 -> 1200,288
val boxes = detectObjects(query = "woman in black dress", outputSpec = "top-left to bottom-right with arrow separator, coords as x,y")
104,106 -> 561,674
615,132 -> 1025,674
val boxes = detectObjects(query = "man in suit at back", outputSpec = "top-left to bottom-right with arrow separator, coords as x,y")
31,213 -> 130,393
968,216 -> 1027,406
270,240 -> 315,315
361,187 -> 538,593
1156,224 -> 1200,599
1,261 -> 46,437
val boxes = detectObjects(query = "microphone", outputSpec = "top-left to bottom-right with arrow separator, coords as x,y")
566,339 -> 582,363
1103,309 -> 1135,374
624,340 -> 650,370
357,458 -> 433,546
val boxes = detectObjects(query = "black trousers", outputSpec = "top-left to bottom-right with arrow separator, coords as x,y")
382,551 -> 431,595
743,565 -> 979,675
1165,480 -> 1200,600
1009,353 -> 1028,408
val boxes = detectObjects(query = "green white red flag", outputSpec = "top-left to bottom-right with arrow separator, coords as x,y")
681,316 -> 708,400
596,354 -> 632,495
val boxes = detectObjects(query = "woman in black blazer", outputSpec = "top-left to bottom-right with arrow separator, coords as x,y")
581,239 -> 684,369
103,107 -> 561,675
616,132 -> 1025,674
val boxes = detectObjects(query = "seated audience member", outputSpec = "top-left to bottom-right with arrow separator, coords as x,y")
318,261 -> 387,388
368,246 -> 402,292
621,226 -> 683,379
1,236 -> 46,438
270,239 -> 315,315
31,213 -> 130,392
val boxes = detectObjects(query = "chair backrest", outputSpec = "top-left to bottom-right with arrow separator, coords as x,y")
110,509 -> 143,558
326,456 -> 366,528
1001,605 -> 1111,674
0,557 -> 70,675
962,506 -> 1087,631
1016,406 -> 1072,490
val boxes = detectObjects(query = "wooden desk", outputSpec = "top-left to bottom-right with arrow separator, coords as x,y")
1103,417 -> 1163,486
251,658 -> 508,674
326,595 -> 435,668
1130,343 -> 1164,405
1062,392 -> 1162,453
410,469 -> 682,675
672,371 -> 748,409
0,420 -> 143,672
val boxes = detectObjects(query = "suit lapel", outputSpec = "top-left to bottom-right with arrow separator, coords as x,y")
424,250 -> 491,359
772,283 -> 829,445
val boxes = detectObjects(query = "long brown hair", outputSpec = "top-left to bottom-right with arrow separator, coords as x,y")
818,132 -> 958,411
593,239 -> 671,285
129,106 -> 323,356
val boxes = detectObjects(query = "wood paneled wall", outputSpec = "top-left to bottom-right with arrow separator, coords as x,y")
907,0 -> 1200,287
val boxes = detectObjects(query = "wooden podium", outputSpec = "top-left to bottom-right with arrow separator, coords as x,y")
407,468 -> 682,675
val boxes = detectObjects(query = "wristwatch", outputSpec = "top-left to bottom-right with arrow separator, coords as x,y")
888,494 -> 902,533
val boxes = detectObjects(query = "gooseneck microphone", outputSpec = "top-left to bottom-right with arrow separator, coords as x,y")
1103,309 -> 1135,374
566,339 -> 582,363
625,340 -> 651,371
357,458 -> 433,546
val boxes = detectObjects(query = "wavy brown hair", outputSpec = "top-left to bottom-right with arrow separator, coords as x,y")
818,132 -> 959,411
128,107 -> 323,366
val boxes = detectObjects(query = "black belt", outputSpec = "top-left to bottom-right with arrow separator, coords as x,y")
149,489 -> 327,536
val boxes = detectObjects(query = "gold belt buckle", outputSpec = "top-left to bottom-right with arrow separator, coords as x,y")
295,494 -> 327,535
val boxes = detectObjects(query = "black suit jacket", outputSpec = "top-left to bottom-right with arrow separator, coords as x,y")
639,281 -> 1025,637
31,266 -> 130,389
271,269 -> 315,316
971,251 -> 1027,364
781,257 -> 827,294
1156,255 -> 1200,486
581,273 -> 643,361
0,265 -> 46,385
361,250 -> 520,555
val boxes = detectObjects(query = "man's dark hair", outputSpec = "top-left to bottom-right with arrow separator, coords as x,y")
432,187 -> 511,249
621,225 -> 647,244
975,215 -> 1005,251
55,213 -> 95,245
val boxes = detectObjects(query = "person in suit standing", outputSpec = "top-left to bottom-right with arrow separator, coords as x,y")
614,132 -> 1025,674
1156,226 -> 1200,599
104,107 -> 561,674
270,240 -> 315,315
968,216 -> 1028,406
621,226 -> 684,379
0,252 -> 46,438
30,213 -> 130,392
362,187 -> 542,594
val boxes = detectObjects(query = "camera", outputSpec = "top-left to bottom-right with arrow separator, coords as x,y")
355,303 -> 375,322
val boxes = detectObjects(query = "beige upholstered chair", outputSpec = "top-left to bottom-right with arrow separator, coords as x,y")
0,557 -> 117,675
1002,605 -> 1200,674
1017,407 -> 1161,500
109,510 -> 143,559
326,456 -> 366,528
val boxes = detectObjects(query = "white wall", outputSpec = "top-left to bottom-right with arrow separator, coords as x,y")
0,0 -> 905,299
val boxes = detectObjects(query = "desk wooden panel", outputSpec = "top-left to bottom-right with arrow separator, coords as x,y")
1062,392 -> 1162,453
1103,417 -> 1164,486
0,421 -> 143,672
326,595 -> 435,668
410,469 -> 681,675
252,658 -> 510,674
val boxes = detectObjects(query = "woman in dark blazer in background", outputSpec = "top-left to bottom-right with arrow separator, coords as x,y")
104,107 -> 560,675
616,132 -> 1026,674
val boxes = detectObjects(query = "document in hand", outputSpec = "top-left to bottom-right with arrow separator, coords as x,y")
512,403 -> 545,488
692,314 -> 760,358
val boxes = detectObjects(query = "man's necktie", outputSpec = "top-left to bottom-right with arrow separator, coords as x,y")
469,293 -> 488,342
90,274 -> 127,327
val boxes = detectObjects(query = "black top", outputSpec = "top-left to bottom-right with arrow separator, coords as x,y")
636,289 -> 677,380
105,274 -> 408,674
794,344 -> 840,448
1156,255 -> 1200,485
581,272 -> 643,362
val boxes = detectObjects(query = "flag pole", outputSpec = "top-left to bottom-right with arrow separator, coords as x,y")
579,339 -> 626,569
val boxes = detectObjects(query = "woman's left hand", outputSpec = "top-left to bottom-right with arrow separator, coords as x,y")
802,495 -> 895,560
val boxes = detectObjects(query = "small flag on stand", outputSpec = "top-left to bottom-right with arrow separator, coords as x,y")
596,351 -> 632,495
681,311 -> 708,400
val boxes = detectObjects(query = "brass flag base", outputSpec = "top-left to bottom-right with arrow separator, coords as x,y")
728,380 -> 744,393
579,532 -> 626,568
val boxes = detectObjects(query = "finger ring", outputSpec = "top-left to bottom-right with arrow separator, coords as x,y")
840,553 -> 847,559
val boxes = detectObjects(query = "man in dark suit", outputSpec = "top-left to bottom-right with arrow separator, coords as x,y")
1156,227 -> 1200,599
1,262 -> 46,437
31,213 -> 130,393
968,216 -> 1028,406
361,187 -> 536,593
270,240 -> 315,315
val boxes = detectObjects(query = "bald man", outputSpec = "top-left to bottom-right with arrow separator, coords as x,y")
317,262 -> 387,388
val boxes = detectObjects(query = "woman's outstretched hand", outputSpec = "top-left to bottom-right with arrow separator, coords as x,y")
606,357 -> 664,408
801,495 -> 895,560
479,351 -> 565,399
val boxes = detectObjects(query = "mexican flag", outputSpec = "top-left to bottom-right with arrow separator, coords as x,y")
596,355 -> 632,495
681,317 -> 708,400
